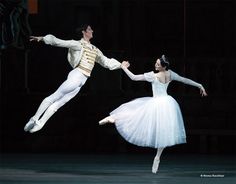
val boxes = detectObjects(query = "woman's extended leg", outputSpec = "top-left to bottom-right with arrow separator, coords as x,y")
99,116 -> 115,125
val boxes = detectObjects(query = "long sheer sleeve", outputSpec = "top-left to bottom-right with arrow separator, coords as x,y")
122,67 -> 148,81
43,34 -> 81,50
170,70 -> 203,89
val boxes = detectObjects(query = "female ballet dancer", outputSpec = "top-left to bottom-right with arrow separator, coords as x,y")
99,55 -> 207,173
24,24 -> 122,133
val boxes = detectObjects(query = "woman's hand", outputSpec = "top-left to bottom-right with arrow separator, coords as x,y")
200,86 -> 208,97
30,36 -> 43,42
121,61 -> 130,69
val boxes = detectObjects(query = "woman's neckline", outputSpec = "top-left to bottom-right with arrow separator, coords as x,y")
154,71 -> 171,84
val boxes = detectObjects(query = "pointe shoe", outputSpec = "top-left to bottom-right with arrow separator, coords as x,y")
29,120 -> 44,133
152,156 -> 160,174
24,118 -> 36,132
99,116 -> 115,125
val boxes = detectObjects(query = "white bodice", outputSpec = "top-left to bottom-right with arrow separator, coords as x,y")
144,70 -> 203,97
151,79 -> 170,97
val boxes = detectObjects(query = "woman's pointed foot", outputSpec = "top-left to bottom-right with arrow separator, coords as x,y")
152,156 -> 160,174
99,116 -> 115,125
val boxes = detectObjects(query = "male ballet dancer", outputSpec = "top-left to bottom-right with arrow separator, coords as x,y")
24,24 -> 123,133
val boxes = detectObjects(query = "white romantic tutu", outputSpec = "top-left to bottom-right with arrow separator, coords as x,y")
110,95 -> 186,148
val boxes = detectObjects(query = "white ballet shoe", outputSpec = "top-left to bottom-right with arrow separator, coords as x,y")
24,118 -> 36,132
99,116 -> 115,125
29,120 -> 44,133
152,156 -> 160,174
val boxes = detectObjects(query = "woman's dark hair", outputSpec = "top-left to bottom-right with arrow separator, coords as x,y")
159,55 -> 170,70
75,24 -> 90,37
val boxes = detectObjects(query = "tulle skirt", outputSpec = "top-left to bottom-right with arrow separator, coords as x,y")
110,96 -> 186,148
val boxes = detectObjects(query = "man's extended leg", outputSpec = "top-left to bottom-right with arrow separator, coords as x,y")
25,68 -> 87,132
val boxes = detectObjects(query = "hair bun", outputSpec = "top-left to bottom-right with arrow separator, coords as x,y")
161,55 -> 168,64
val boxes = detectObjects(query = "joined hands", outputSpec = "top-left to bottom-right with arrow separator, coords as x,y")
121,61 -> 130,69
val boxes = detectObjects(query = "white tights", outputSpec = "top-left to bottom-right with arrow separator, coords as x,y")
32,68 -> 87,126
155,147 -> 164,159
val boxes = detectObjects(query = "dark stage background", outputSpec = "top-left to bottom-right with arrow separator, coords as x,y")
0,0 -> 235,155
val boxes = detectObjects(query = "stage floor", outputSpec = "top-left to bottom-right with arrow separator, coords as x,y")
0,153 -> 235,184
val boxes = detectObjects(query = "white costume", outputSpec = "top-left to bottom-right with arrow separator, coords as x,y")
108,68 -> 203,148
24,34 -> 121,133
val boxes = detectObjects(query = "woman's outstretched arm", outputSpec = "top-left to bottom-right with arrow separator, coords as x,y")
170,70 -> 207,97
121,61 -> 146,81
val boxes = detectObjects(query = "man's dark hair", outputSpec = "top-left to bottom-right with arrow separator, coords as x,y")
75,24 -> 90,37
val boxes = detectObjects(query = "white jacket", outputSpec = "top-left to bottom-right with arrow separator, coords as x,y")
43,34 -> 121,70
